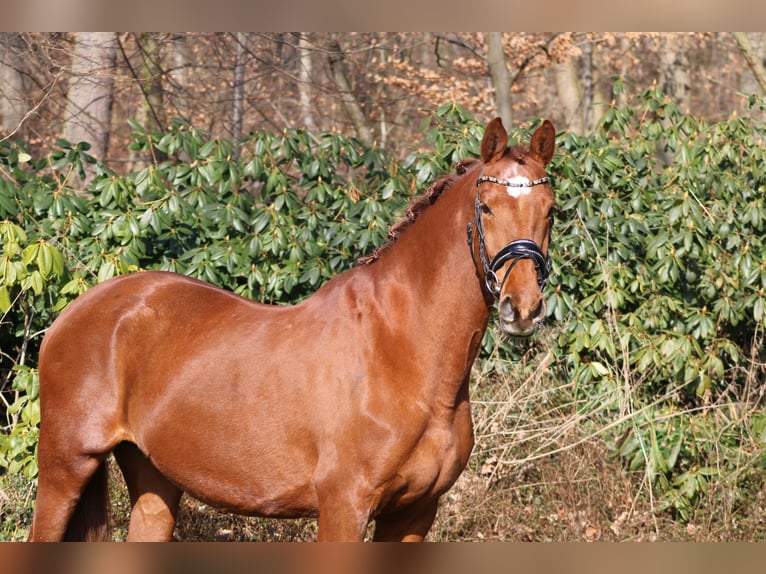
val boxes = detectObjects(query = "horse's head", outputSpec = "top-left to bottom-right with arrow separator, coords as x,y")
468,118 -> 556,337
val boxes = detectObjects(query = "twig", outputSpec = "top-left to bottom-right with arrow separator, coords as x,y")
0,70 -> 62,143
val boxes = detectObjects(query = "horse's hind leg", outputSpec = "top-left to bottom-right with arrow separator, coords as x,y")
28,441 -> 108,541
113,442 -> 182,542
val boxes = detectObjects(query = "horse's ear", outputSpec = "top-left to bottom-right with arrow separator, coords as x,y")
481,117 -> 508,164
529,119 -> 555,165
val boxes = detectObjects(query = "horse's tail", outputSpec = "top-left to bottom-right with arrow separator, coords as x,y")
64,460 -> 111,541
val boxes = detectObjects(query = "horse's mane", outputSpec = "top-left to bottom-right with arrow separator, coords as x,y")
357,158 -> 480,266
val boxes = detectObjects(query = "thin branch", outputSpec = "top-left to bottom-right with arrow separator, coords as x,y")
733,32 -> 766,95
0,70 -> 62,143
117,33 -> 166,136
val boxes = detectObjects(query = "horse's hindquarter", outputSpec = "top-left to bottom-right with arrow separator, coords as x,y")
40,272 -> 324,515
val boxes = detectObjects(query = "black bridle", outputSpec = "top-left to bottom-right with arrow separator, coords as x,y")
466,175 -> 552,298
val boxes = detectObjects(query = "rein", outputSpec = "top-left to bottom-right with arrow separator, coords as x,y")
466,175 -> 552,298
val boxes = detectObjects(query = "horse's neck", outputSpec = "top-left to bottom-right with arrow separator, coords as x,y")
360,177 -> 491,386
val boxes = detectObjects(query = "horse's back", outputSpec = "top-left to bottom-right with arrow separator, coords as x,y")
43,272 -> 231,380
45,270 -> 254,337
42,268 -> 294,390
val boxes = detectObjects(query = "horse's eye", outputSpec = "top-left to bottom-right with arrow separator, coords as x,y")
480,203 -> 493,216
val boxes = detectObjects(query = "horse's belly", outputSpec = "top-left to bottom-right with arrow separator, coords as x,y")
187,476 -> 319,519
133,408 -> 321,519
149,445 -> 320,518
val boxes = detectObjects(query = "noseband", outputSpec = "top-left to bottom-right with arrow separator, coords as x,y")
466,175 -> 552,298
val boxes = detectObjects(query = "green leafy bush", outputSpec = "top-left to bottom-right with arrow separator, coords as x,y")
545,86 -> 766,518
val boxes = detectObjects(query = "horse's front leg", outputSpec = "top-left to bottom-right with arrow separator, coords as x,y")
315,481 -> 372,541
372,498 -> 440,542
316,514 -> 368,541
316,501 -> 370,541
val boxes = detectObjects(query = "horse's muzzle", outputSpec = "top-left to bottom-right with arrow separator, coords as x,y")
498,295 -> 546,337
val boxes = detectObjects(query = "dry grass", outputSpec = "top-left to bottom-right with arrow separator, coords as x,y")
429,326 -> 766,542
432,441 -> 766,542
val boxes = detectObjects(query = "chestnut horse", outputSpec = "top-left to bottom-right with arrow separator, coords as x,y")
28,117 -> 555,542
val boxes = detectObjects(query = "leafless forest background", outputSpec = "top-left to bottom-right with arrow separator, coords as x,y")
2,32 -> 766,169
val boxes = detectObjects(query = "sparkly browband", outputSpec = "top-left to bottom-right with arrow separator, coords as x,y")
476,175 -> 549,188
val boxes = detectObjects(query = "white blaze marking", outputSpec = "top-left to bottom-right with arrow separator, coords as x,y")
505,176 -> 533,197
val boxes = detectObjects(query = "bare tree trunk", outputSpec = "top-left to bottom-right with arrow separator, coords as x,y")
123,33 -> 168,165
231,32 -> 246,155
167,33 -> 189,118
734,31 -> 766,95
486,32 -> 512,127
64,32 -> 118,185
420,32 -> 437,69
582,40 -> 594,131
553,53 -> 584,135
1,33 -> 26,136
581,39 -> 608,132
592,76 -> 608,131
327,38 -> 373,147
297,33 -> 317,133
372,32 -> 389,148
659,36 -> 691,113
617,35 -> 630,108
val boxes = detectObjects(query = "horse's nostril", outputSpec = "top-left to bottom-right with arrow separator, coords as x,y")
500,297 -> 515,322
532,298 -> 546,322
